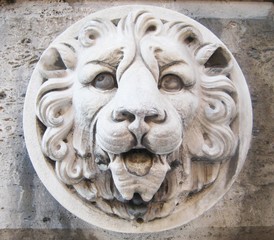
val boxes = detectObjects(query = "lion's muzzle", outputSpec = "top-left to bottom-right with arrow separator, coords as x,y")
96,60 -> 182,155
95,59 -> 182,203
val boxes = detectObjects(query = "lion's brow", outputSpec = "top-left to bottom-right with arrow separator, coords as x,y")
160,60 -> 187,71
85,60 -> 117,71
85,49 -> 123,69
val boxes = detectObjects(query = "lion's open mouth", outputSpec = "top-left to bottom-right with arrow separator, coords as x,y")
122,149 -> 154,176
93,144 -> 181,220
95,147 -> 171,203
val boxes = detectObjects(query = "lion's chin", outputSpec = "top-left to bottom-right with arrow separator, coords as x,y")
108,149 -> 171,203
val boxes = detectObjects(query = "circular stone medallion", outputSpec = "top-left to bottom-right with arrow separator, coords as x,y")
24,5 -> 252,233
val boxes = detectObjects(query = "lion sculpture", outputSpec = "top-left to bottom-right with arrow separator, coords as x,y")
36,10 -> 237,222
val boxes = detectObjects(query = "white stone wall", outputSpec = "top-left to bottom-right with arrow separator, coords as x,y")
0,1 -> 273,239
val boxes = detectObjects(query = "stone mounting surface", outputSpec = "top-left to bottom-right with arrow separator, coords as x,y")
23,5 -> 252,233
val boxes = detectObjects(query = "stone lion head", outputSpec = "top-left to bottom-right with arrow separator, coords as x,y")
36,10 -> 238,222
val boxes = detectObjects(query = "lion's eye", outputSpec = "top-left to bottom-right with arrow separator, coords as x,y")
92,73 -> 117,90
159,74 -> 184,92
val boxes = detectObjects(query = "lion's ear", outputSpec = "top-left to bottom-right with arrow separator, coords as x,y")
39,43 -> 77,79
195,43 -> 233,75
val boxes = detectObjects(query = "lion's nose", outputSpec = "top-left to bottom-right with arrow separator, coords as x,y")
112,108 -> 165,123
112,108 -> 166,144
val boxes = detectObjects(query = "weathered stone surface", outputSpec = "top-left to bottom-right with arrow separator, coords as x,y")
0,0 -> 273,239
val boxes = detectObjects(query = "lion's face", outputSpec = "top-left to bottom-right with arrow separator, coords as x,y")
36,10 -> 238,222
73,23 -> 201,204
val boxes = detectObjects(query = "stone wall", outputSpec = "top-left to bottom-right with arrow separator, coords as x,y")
0,1 -> 273,239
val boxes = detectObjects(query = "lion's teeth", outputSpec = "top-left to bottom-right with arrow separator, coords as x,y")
108,153 -> 116,162
97,164 -> 108,171
141,192 -> 154,202
120,191 -> 134,201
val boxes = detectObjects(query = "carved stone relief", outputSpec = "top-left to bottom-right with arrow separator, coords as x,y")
24,6 -> 252,232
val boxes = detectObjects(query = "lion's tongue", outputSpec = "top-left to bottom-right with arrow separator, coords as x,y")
123,150 -> 153,176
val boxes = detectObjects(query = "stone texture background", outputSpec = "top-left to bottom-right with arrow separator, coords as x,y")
0,1 -> 273,239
